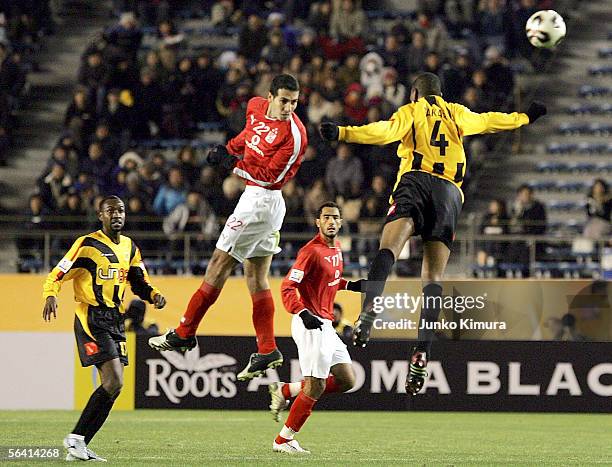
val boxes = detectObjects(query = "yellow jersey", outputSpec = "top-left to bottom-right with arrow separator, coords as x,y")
338,95 -> 530,201
43,230 -> 160,318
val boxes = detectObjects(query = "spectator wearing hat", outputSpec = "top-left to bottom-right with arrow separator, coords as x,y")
359,52 -> 384,100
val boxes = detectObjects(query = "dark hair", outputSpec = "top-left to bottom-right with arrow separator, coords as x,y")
99,195 -> 124,211
411,72 -> 441,97
270,73 -> 299,96
517,183 -> 532,194
333,302 -> 343,313
316,201 -> 342,218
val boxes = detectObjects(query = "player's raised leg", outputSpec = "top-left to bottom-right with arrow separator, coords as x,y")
148,248 -> 236,351
238,255 -> 283,380
353,217 -> 415,347
406,240 -> 450,395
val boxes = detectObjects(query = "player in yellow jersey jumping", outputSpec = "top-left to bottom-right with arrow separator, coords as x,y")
42,195 -> 166,462
319,72 -> 547,395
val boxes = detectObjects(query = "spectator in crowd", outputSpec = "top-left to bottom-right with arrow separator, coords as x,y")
484,45 -> 514,107
406,30 -> 429,74
379,34 -> 408,76
332,302 -> 353,344
414,10 -> 448,56
329,0 -> 368,42
64,87 -> 96,150
584,179 -> 611,239
325,143 -> 363,200
304,178 -> 331,225
153,166 -> 187,216
510,184 -> 546,235
81,142 -> 114,192
37,162 -> 72,211
163,190 -> 218,259
125,299 -> 160,336
104,12 -> 143,62
45,145 -> 79,180
441,49 -> 474,103
238,14 -> 268,59
218,173 -> 244,218
176,145 -> 200,188
476,199 -> 509,266
359,52 -> 384,100
308,1 -> 333,35
78,51 -> 108,110
261,31 -> 291,68
295,145 -> 328,189
17,193 -> 49,267
476,0 -> 508,53
382,67 -> 406,110
281,179 -> 306,233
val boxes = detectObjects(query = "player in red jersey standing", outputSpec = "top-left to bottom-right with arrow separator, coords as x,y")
149,74 -> 308,380
270,202 -> 365,454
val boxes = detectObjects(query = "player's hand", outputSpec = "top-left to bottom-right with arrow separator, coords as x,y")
346,279 -> 367,293
43,296 -> 58,322
153,293 -> 166,309
526,101 -> 547,123
299,309 -> 323,330
206,145 -> 237,170
319,122 -> 339,141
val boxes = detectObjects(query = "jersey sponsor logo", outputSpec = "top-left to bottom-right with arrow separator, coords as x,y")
289,268 -> 304,283
84,341 -> 99,356
98,266 -> 128,282
57,258 -> 73,273
327,269 -> 341,287
145,346 -> 238,402
245,139 -> 265,156
265,127 -> 278,144
324,252 -> 342,267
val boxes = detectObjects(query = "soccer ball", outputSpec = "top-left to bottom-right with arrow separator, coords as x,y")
526,10 -> 566,49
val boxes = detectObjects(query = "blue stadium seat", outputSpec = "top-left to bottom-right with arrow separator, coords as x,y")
588,65 -> 612,75
598,47 -> 612,58
527,180 -> 556,191
536,161 -> 568,172
546,142 -> 576,154
579,85 -> 609,97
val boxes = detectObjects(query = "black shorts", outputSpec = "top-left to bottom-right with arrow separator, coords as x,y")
74,306 -> 128,367
386,171 -> 463,249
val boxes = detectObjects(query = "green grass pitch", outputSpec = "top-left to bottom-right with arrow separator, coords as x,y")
1,410 -> 611,465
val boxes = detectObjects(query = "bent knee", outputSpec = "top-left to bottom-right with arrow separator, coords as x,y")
102,379 -> 123,398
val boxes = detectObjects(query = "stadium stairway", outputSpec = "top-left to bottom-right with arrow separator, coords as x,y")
0,0 -> 111,272
461,0 -> 612,235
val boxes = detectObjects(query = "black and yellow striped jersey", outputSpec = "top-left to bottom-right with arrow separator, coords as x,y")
338,95 -> 530,201
43,230 -> 160,314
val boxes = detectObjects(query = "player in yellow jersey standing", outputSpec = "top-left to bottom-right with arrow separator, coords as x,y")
319,72 -> 546,395
42,195 -> 166,462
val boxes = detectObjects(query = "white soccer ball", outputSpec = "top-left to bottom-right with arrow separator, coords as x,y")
526,10 -> 566,49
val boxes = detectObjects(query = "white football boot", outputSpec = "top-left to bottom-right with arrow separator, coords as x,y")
63,434 -> 88,461
268,383 -> 289,422
272,439 -> 311,454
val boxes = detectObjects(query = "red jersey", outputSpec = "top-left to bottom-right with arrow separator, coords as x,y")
281,234 -> 349,321
227,97 -> 307,191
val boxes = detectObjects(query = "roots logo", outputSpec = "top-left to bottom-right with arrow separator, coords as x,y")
145,346 -> 238,403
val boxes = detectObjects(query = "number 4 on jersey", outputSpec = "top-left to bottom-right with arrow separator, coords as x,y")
430,120 -> 449,156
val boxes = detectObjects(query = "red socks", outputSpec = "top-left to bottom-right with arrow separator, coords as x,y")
281,376 -> 341,400
175,281 -> 221,338
251,289 -> 276,354
275,391 -> 317,443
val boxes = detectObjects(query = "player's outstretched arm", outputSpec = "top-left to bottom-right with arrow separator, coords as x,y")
319,108 -> 412,146
451,101 -> 546,136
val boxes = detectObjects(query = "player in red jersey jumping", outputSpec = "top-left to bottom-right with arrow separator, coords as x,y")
149,74 -> 308,380
270,202 -> 365,454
